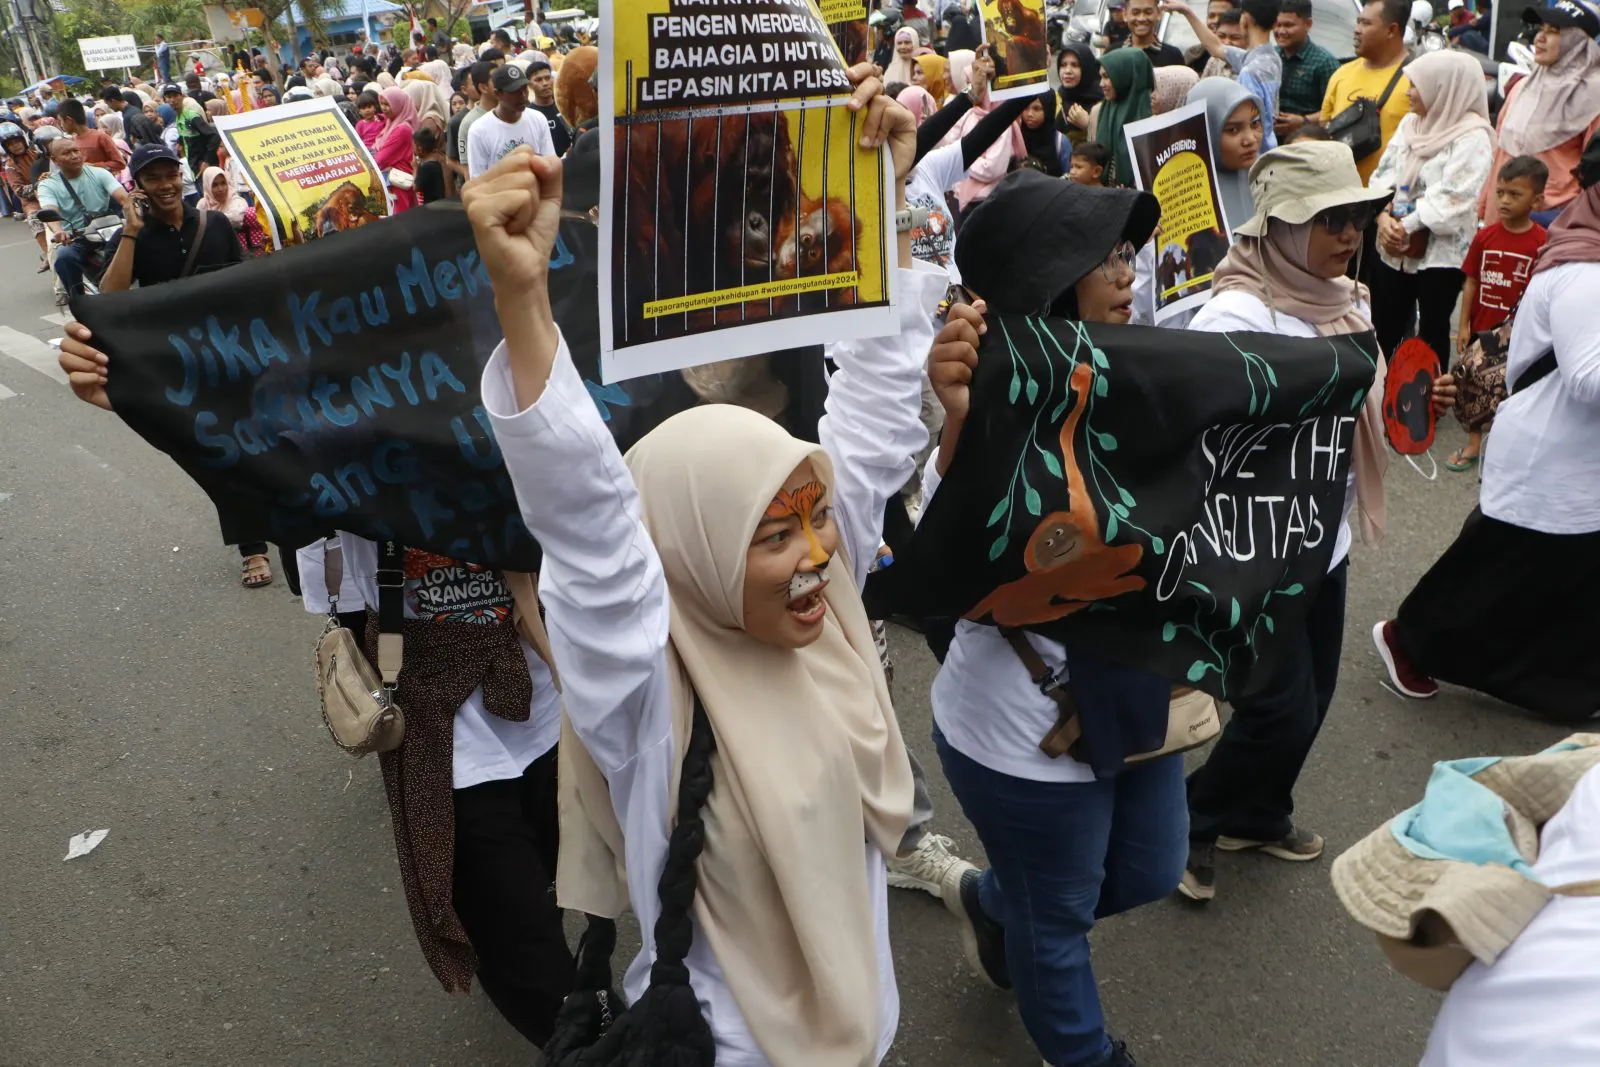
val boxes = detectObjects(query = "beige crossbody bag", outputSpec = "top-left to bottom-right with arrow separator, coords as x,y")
314,539 -> 405,755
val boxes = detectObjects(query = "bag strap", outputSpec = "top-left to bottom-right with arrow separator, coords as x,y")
322,537 -> 345,613
179,208 -> 209,278
59,171 -> 90,220
1001,626 -> 1084,757
1509,348 -> 1558,396
1551,879 -> 1600,897
1375,64 -> 1406,109
375,540 -> 405,688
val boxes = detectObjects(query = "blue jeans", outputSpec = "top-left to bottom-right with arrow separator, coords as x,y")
53,239 -> 92,296
935,728 -> 1187,1067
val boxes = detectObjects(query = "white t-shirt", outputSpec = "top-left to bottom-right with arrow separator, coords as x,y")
297,533 -> 561,790
1420,763 -> 1600,1067
1478,262 -> 1600,535
904,141 -> 963,279
466,108 -> 555,179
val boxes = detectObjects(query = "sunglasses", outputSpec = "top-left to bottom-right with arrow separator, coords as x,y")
1313,203 -> 1378,234
1098,240 -> 1138,282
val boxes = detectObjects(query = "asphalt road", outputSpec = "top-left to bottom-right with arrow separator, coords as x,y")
0,221 -> 1569,1067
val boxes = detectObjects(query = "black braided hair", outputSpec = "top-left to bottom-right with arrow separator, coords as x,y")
543,698 -> 719,1066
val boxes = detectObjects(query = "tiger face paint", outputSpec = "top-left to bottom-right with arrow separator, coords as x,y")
765,480 -> 831,567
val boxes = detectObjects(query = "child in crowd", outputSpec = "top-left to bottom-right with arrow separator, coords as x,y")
1450,154 -> 1549,469
1290,122 -> 1330,143
355,90 -> 384,148
1069,141 -> 1109,186
412,125 -> 446,204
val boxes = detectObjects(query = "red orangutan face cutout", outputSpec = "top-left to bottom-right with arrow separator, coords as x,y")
744,462 -> 838,649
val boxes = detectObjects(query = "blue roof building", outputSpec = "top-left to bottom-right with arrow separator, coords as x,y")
287,0 -> 405,61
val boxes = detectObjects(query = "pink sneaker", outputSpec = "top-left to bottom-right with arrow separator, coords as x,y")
1372,620 -> 1439,699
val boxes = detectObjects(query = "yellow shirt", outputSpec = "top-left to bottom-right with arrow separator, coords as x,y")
1320,58 -> 1412,183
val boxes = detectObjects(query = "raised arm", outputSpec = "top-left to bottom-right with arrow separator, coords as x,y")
1161,1 -> 1227,58
468,147 -> 668,772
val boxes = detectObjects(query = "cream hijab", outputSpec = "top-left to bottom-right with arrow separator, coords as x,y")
1401,50 -> 1493,187
1500,26 -> 1600,156
1212,222 -> 1389,545
563,402 -> 914,1067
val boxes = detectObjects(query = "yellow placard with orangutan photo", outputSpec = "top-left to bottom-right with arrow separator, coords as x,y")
974,0 -> 1051,99
597,0 -> 899,384
215,97 -> 390,251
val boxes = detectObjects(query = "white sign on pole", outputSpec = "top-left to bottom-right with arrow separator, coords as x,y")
77,34 -> 140,70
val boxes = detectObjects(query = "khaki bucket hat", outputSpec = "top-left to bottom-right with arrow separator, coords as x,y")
1330,735 -> 1600,992
1233,141 -> 1395,239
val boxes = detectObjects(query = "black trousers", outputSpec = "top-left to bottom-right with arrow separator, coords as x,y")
1187,561 -> 1349,843
1395,508 -> 1600,721
451,747 -> 574,1047
1371,259 -> 1464,372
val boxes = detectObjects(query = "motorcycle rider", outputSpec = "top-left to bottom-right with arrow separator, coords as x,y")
36,134 -> 129,304
0,122 -> 48,268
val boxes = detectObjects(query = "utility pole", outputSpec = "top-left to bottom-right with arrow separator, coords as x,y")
6,0 -> 43,85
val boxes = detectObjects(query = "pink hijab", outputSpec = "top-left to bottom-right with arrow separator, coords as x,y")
896,85 -> 938,125
1401,51 -> 1493,187
1533,174 -> 1600,277
1151,65 -> 1198,115
1500,26 -> 1600,156
379,87 -> 417,143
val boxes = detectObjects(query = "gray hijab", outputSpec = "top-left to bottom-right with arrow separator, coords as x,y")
1188,78 -> 1259,238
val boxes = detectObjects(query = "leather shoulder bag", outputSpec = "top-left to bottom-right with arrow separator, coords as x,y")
1326,65 -> 1406,162
314,538 -> 405,755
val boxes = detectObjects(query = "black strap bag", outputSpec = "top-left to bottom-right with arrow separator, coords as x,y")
1326,65 -> 1406,162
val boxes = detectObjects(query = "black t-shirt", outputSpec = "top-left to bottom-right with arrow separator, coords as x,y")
415,159 -> 446,203
121,205 -> 242,286
446,106 -> 469,163
1142,42 -> 1187,68
530,102 -> 571,157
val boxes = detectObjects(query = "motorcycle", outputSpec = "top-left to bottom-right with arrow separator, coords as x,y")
34,207 -> 124,297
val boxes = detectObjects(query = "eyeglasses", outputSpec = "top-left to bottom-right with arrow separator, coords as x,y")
1098,240 -> 1137,282
1313,203 -> 1378,234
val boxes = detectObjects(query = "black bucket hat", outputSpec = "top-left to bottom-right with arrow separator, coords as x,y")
955,170 -> 1160,314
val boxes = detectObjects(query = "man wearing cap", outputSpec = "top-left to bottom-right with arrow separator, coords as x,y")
99,142 -> 240,293
466,62 -> 553,180
36,136 -> 130,303
1477,0 -> 1600,225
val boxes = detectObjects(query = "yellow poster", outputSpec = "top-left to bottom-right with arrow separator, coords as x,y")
598,0 -> 899,384
215,97 -> 390,251
974,0 -> 1051,97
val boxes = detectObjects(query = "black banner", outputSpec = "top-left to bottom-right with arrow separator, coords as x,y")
77,204 -> 827,568
866,315 -> 1378,700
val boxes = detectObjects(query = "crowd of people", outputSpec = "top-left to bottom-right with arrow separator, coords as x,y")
28,1 -> 1600,1065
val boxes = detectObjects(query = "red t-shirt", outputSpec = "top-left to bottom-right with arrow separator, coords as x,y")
1462,221 -> 1548,333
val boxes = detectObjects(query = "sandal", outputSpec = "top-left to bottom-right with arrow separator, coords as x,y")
1445,447 -> 1480,472
241,553 -> 274,588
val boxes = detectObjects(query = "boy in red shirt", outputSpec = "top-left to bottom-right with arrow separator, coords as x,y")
1451,154 -> 1549,468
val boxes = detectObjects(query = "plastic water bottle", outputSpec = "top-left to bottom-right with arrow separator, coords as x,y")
1392,183 -> 1415,221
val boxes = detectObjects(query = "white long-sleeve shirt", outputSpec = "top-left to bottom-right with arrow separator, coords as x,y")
1479,262 -> 1600,535
483,262 -> 947,1066
1369,117 -> 1494,275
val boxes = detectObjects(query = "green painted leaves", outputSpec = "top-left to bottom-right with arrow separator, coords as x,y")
987,499 -> 1008,527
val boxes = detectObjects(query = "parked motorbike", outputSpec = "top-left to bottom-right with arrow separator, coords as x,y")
35,207 -> 123,297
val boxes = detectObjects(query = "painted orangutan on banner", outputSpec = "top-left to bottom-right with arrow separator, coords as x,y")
966,363 -> 1145,626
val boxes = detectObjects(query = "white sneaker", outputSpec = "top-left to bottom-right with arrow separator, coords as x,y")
887,833 -> 974,913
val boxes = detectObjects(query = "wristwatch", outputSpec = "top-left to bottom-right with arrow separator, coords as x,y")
894,206 -> 929,233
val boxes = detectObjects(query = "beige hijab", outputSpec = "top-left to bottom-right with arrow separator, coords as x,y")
1500,26 -> 1600,156
1212,222 -> 1389,546
561,402 -> 914,1067
1401,51 -> 1493,187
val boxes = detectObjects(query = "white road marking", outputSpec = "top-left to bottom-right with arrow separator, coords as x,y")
0,325 -> 66,384
0,382 -> 17,400
37,312 -> 71,327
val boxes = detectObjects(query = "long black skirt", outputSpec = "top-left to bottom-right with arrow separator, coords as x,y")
1394,508 -> 1600,722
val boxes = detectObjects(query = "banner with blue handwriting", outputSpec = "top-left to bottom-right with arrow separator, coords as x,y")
76,204 -> 829,569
